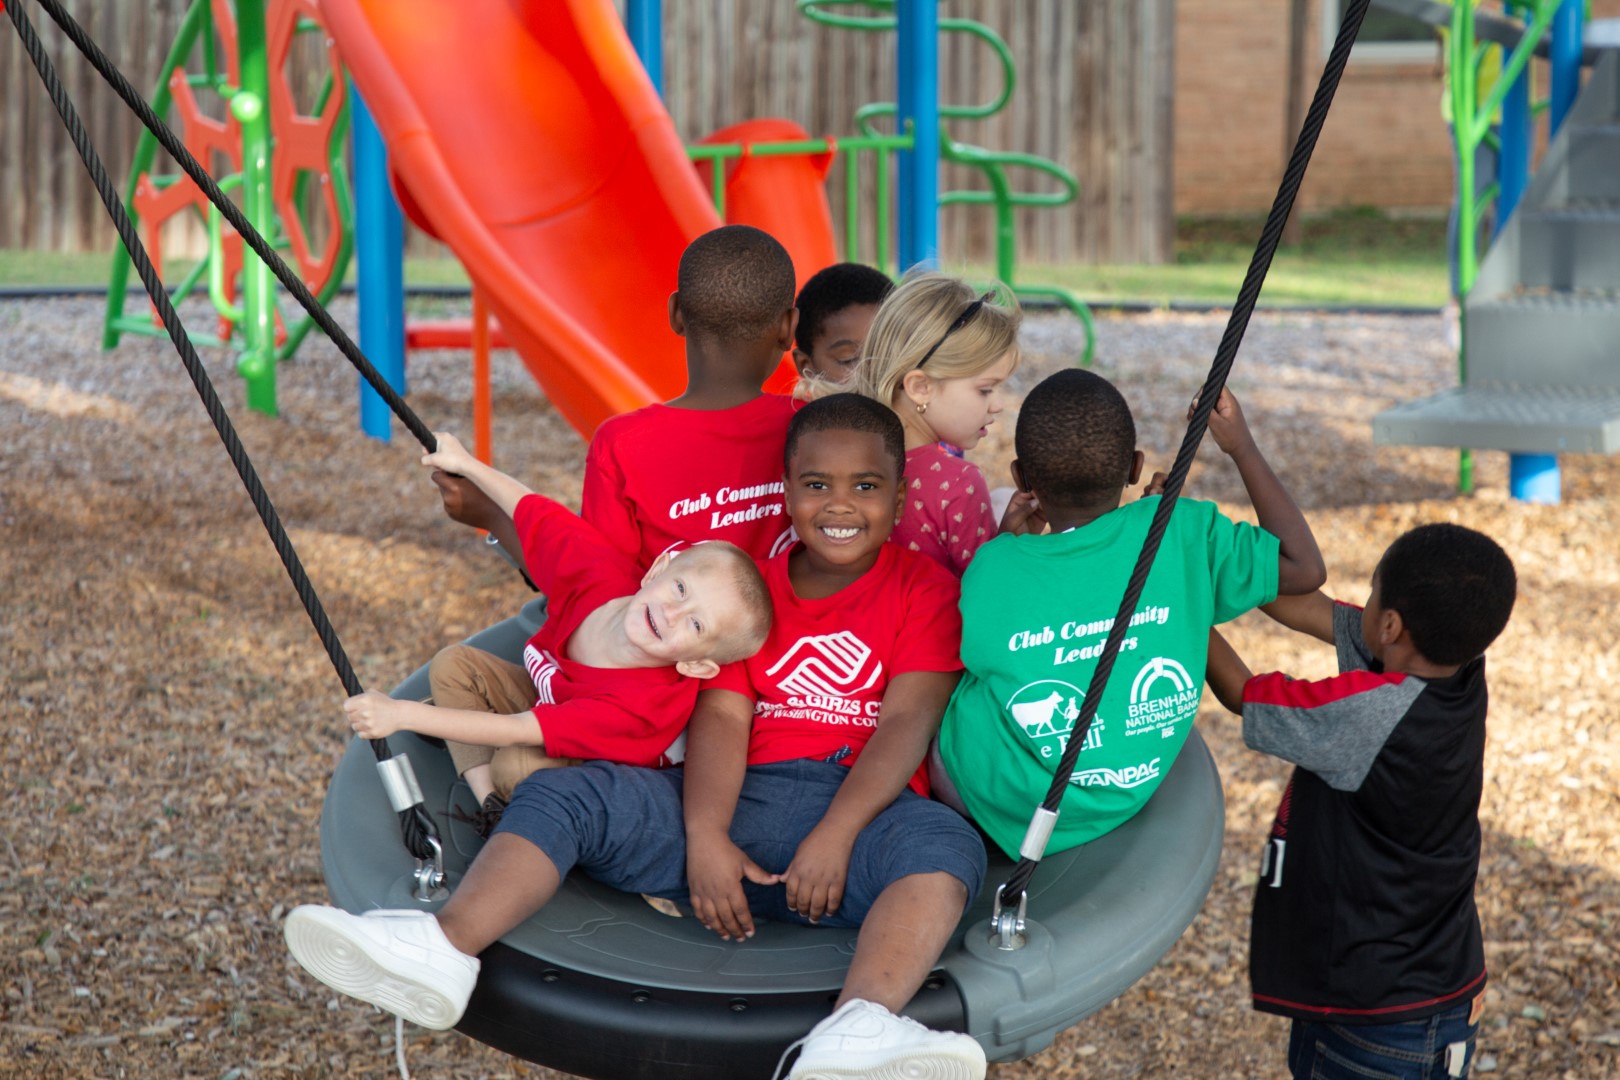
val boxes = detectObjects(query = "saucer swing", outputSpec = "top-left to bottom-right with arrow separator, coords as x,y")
6,0 -> 1374,1074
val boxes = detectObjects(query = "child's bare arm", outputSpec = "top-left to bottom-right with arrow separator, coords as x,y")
1260,591 -> 1336,644
1198,389 -> 1326,596
430,470 -> 524,555
684,689 -> 780,941
421,432 -> 532,519
782,670 -> 960,923
342,690 -> 543,746
1205,629 -> 1253,715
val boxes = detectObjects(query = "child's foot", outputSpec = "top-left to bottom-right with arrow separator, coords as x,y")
782,998 -> 986,1079
284,906 -> 479,1030
451,792 -> 508,839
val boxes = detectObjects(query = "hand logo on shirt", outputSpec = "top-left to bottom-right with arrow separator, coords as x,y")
766,631 -> 884,699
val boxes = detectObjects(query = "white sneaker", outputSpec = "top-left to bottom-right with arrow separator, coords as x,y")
782,998 -> 987,1079
283,905 -> 479,1031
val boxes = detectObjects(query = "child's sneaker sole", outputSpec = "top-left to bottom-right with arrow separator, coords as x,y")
284,907 -> 468,1031
790,1048 -> 986,1080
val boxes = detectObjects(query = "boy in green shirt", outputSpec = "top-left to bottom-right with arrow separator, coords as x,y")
935,369 -> 1326,858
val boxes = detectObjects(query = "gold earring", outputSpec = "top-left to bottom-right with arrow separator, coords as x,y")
916,402 -> 928,415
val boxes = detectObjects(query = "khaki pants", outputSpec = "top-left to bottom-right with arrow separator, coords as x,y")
428,644 -> 578,800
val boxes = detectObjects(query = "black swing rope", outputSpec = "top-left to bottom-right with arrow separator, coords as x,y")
996,0 -> 1372,912
5,0 -> 441,863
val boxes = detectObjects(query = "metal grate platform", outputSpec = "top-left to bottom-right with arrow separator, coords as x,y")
1374,382 -> 1620,454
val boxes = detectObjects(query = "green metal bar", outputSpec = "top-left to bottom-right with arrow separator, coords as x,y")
1467,4 -> 1557,146
875,129 -> 892,273
108,315 -> 232,350
845,146 -> 860,263
201,0 -> 219,83
686,144 -> 743,162
168,252 -> 210,300
205,176 -> 247,323
1450,2 -> 1478,494
234,0 -> 277,415
104,0 -> 214,350
685,134 -> 910,159
1007,284 -> 1095,367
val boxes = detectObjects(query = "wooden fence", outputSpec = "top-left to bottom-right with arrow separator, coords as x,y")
0,0 -> 1173,266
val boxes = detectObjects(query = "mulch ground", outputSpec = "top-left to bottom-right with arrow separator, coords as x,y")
2,296 -> 1616,1079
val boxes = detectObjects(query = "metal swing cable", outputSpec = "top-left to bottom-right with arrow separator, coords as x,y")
996,0 -> 1372,911
6,0 -> 440,862
28,0 -> 437,453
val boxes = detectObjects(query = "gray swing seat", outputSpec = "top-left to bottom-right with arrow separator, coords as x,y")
319,602 -> 1224,1080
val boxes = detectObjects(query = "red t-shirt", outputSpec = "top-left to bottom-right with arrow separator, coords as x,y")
704,543 -> 964,796
891,443 -> 998,577
582,394 -> 798,569
513,493 -> 697,767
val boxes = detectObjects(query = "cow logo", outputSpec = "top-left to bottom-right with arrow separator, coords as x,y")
523,645 -> 560,705
1005,680 -> 1103,756
766,631 -> 883,698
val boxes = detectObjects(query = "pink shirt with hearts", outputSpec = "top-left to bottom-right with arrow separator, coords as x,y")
890,443 -> 998,577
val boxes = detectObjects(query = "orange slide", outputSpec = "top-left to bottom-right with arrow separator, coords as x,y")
320,0 -> 836,437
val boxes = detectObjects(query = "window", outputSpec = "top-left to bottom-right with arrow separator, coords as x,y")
1323,0 -> 1438,63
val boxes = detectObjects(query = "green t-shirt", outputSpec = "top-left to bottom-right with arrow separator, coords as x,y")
938,496 -> 1280,859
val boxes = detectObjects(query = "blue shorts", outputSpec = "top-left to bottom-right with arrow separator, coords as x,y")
495,758 -> 987,929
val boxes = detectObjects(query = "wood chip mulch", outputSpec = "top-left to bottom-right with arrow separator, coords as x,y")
2,296 -> 1616,1079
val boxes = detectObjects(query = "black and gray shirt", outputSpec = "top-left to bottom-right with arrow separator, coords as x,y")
1241,601 -> 1487,1025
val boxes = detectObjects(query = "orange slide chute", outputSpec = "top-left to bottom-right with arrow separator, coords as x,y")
320,0 -> 839,437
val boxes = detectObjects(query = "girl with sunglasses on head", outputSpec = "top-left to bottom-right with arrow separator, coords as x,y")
834,271 -> 1036,576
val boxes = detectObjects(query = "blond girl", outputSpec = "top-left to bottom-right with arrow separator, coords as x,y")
840,271 -> 1035,575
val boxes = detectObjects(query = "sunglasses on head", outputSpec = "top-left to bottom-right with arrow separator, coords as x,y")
914,291 -> 996,370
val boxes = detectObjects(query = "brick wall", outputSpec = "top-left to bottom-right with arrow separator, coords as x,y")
1174,0 -> 1620,215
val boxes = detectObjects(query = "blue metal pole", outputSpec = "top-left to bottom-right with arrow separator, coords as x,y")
1507,2 -> 1582,504
896,0 -> 939,270
1509,453 -> 1561,504
350,87 -> 406,443
1550,0 -> 1584,134
626,0 -> 663,97
1497,7 -> 1532,227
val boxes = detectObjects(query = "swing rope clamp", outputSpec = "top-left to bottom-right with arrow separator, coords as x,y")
376,754 -> 426,813
990,883 -> 1027,952
413,834 -> 448,904
1018,807 -> 1059,863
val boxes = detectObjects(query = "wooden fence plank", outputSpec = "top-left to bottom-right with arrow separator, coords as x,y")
2,0 -> 1172,265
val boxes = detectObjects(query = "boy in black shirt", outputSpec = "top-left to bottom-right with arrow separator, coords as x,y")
1207,523 -> 1516,1080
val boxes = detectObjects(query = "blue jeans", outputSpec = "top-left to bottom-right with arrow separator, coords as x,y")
1288,1003 -> 1479,1080
497,758 -> 987,928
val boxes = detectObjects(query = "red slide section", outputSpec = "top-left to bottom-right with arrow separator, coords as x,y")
320,0 -> 836,437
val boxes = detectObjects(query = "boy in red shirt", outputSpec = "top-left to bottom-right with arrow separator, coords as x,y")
789,260 -> 893,384
344,432 -> 772,820
441,224 -> 801,569
287,395 -> 990,1078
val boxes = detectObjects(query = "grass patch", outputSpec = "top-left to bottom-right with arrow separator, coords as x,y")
2,208 -> 1448,307
957,208 -> 1449,309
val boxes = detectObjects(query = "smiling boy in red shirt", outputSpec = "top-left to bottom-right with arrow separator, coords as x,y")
344,431 -> 771,820
286,394 -> 990,1079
